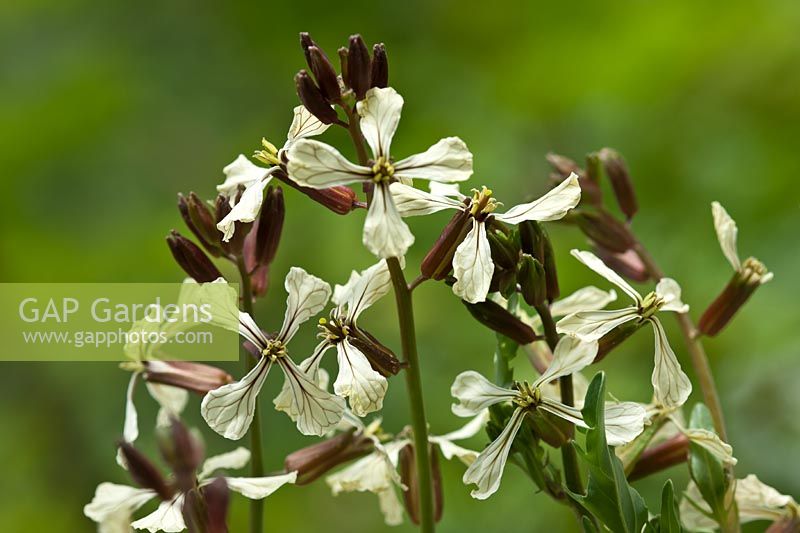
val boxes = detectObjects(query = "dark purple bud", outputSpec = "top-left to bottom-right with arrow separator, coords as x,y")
575,210 -> 635,254
628,433 -> 689,481
295,70 -> 338,125
275,169 -> 360,214
178,193 -> 221,257
420,209 -> 472,280
167,230 -> 224,283
118,442 -> 174,501
158,418 -> 205,492
599,148 -> 638,220
181,488 -> 207,533
370,43 -> 388,88
347,35 -> 371,100
594,246 -> 650,283
299,32 -> 316,66
254,186 -> 285,267
464,299 -> 539,345
308,46 -> 341,102
143,360 -> 233,394
583,152 -> 603,206
349,327 -> 404,377
698,266 -> 766,337
399,443 -> 443,525
203,478 -> 230,533
285,429 -> 373,485
545,152 -> 581,176
518,254 -> 546,307
214,194 -> 251,256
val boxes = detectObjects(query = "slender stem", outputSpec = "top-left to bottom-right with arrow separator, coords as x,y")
345,106 -> 370,166
387,257 -> 436,533
237,257 -> 265,533
534,303 -> 584,495
632,242 -> 728,441
408,274 -> 427,292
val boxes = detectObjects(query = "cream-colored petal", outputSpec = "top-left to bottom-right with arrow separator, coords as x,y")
683,428 -> 737,466
538,398 -> 589,428
116,373 -> 140,469
450,371 -> 517,417
711,201 -> 741,271
434,410 -> 489,442
736,474 -> 796,523
145,383 -> 189,428
224,471 -> 298,499
201,357 -> 272,440
334,340 -> 388,417
287,139 -> 371,188
534,336 -> 598,388
377,488 -> 405,526
429,181 -> 465,199
131,495 -> 185,533
556,307 -> 639,342
340,259 -> 393,321
452,219 -> 493,304
603,402 -> 647,446
217,173 -> 273,241
274,356 -> 345,436
463,407 -> 526,500
84,483 -> 154,525
278,267 -> 332,343
679,481 -> 719,531
285,105 -> 330,146
650,318 -> 692,408
390,182 -> 463,217
327,439 -> 407,494
394,137 -> 473,183
198,447 -> 251,480
356,87 -> 403,158
655,278 -> 689,313
570,249 -> 642,303
549,287 -> 618,320
217,155 -> 270,200
495,173 -> 581,224
363,182 -> 415,258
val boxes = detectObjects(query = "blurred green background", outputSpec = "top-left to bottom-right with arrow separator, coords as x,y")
1,0 -> 798,531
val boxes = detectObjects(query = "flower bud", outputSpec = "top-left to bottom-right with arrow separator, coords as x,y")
254,186 -> 285,267
594,246 -> 650,282
546,152 -> 602,206
299,32 -> 316,67
337,47 -> 349,88
307,45 -> 341,102
399,443 -> 443,525
214,195 -> 251,256
370,43 -> 388,88
698,263 -> 767,337
420,209 -> 472,280
464,299 -> 539,345
203,477 -> 230,533
249,264 -> 270,298
285,430 -> 373,485
599,148 -> 638,220
527,409 -> 573,448
275,169 -> 360,215
574,210 -> 635,253
118,442 -> 175,501
583,152 -> 604,206
181,488 -> 207,533
178,193 -> 222,257
766,516 -> 800,533
489,265 -> 517,299
519,222 -> 559,301
143,360 -> 233,394
295,70 -> 339,125
347,34 -> 371,100
486,226 -> 519,270
349,327 -> 404,377
540,226 -> 560,302
628,433 -> 689,481
545,152 -> 581,176
167,230 -> 223,283
595,319 -> 643,362
518,254 -> 546,307
157,419 -> 205,492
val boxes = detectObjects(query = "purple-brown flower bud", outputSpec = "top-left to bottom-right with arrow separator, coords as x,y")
275,169 -> 360,215
486,226 -> 519,271
295,70 -> 339,125
347,35 -> 371,100
594,246 -> 650,283
599,148 -> 638,220
203,478 -> 230,533
575,210 -> 635,254
546,152 -> 602,206
399,443 -> 443,525
181,488 -> 207,533
143,360 -> 233,394
337,47 -> 349,89
307,45 -> 341,102
299,32 -> 316,67
285,429 -> 373,485
118,442 -> 175,501
370,43 -> 388,89
167,230 -> 223,283
595,319 -> 644,362
349,327 -> 404,377
214,195 -> 251,256
698,267 -> 765,337
254,186 -> 284,268
518,254 -> 546,308
464,299 -> 539,345
420,209 -> 472,280
628,433 -> 689,481
178,193 -> 222,257
158,418 -> 205,492
519,222 -> 559,301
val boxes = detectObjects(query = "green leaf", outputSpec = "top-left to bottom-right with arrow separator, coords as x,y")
569,372 -> 649,533
659,480 -> 683,532
581,515 -> 599,533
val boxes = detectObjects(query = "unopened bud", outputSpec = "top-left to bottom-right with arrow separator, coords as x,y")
519,222 -> 559,301
545,152 -> 581,176
464,299 -> 539,345
349,328 -> 403,376
489,265 -> 518,299
254,186 -> 285,267
214,195 -> 251,256
299,32 -> 316,66
518,254 -> 546,307
167,231 -> 223,283
178,193 -> 221,257
295,70 -> 339,125
181,488 -> 207,533
307,46 -> 341,102
595,320 -> 643,362
399,443 -> 443,525
347,35 -> 371,100
540,226 -> 560,301
628,433 -> 689,481
337,47 -> 349,89
249,264 -> 270,298
698,264 -> 768,337
158,419 -> 204,492
143,360 -> 233,394
285,430 -> 373,485
594,246 -> 650,282
765,516 -> 800,533
599,148 -> 638,220
118,442 -> 174,501
486,226 -> 519,270
420,209 -> 472,280
527,409 -> 573,447
275,169 -> 359,215
370,43 -> 388,88
575,210 -> 635,253
203,478 -> 230,533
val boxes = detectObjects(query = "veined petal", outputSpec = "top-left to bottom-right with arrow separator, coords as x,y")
649,318 -> 692,408
556,307 -> 639,342
655,278 -> 689,313
538,397 -> 589,428
131,495 -> 185,533
356,87 -> 403,158
217,173 -> 273,242
287,139 -> 370,188
274,356 -> 345,436
278,267 -> 332,343
683,428 -> 737,465
201,357 -> 272,440
603,402 -> 647,446
534,336 -> 598,388
198,447 -> 251,481
463,407 -> 526,500
377,488 -> 404,526
363,182 -> 415,259
342,259 -> 393,321
394,137 -> 473,183
736,474 -> 796,523
495,173 -> 581,225
432,439 -> 479,466
274,342 -> 333,412
711,201 -> 741,271
217,155 -> 270,200
332,270 -> 361,307
224,471 -> 298,499
430,412 -> 488,465
145,383 -> 189,428
570,249 -> 642,303
434,410 -> 490,442
390,182 -> 463,217
327,439 -> 407,494
284,105 -> 330,147
452,219 -> 493,304
451,370 -> 517,417
429,181 -> 465,199
549,287 -> 618,320
237,311 -> 270,351
84,483 -> 154,525
334,340 -> 388,417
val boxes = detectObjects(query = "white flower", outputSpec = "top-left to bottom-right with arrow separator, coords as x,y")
391,175 -> 581,303
451,336 -> 646,499
287,87 -> 474,258
84,447 -> 296,532
711,202 -> 772,284
556,249 -> 692,409
680,475 -> 799,531
216,106 -> 330,241
200,267 -> 345,439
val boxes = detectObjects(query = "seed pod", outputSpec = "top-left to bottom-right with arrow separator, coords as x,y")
347,35 -> 371,100
628,433 -> 689,482
420,209 -> 472,280
464,299 -> 539,345
575,210 -> 635,253
518,254 -> 546,307
599,148 -> 638,220
285,429 -> 374,485
166,231 -> 223,283
399,443 -> 444,525
307,45 -> 341,102
698,271 -> 761,337
275,169 -> 359,215
295,70 -> 338,125
254,186 -> 285,267
349,327 -> 403,376
370,43 -> 388,88
178,193 -> 221,257
203,478 -> 230,533
594,246 -> 650,283
118,442 -> 175,501
143,360 -> 233,394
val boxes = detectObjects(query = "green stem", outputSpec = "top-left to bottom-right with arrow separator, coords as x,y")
237,257 -> 264,533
